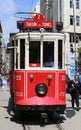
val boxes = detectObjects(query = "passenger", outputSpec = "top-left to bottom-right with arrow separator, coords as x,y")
68,74 -> 80,111
43,56 -> 54,67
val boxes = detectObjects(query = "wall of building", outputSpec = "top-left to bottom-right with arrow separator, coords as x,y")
63,0 -> 81,33
40,0 -> 81,79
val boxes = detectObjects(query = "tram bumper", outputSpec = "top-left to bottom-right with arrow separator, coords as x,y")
14,96 -> 66,113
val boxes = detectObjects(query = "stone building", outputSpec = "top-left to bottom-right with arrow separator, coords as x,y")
0,22 -> 3,73
0,22 -> 6,74
40,0 -> 81,79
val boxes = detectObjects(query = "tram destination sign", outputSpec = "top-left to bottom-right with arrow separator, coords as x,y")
24,14 -> 53,29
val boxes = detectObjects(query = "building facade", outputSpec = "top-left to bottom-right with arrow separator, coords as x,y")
40,0 -> 81,79
0,22 -> 7,74
0,22 -> 3,73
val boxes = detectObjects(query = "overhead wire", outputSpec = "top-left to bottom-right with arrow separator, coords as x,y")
28,0 -> 40,18
30,0 -> 35,12
30,0 -> 40,13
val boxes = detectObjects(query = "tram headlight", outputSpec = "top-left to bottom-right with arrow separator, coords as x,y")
47,74 -> 52,80
35,83 -> 48,97
29,74 -> 34,79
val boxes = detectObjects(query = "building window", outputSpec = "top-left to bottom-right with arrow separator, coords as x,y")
70,0 -> 73,8
70,44 -> 73,52
69,34 -> 79,43
69,34 -> 74,43
76,35 -> 79,43
0,41 -> 1,48
47,8 -> 50,19
70,15 -> 73,25
76,16 -> 80,26
76,0 -> 79,9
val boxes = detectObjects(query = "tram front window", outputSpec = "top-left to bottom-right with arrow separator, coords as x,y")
43,42 -> 54,67
29,41 -> 40,67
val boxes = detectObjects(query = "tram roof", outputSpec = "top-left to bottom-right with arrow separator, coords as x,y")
10,32 -> 65,38
9,31 -> 65,41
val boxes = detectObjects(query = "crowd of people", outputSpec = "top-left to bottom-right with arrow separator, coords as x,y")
66,73 -> 81,111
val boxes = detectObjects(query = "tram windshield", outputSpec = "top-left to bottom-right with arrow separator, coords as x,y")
14,39 -> 62,69
29,41 -> 40,67
43,42 -> 54,67
29,41 -> 54,68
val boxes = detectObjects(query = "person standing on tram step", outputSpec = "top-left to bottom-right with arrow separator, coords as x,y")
43,56 -> 54,67
68,74 -> 80,111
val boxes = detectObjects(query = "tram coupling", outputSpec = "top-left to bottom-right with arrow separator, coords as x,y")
41,113 -> 48,123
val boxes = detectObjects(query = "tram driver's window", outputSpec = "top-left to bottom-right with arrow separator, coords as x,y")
43,42 -> 54,67
10,40 -> 14,70
29,41 -> 40,67
16,40 -> 18,69
58,40 -> 62,69
20,39 -> 25,69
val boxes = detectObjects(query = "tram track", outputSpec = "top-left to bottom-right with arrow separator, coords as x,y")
49,112 -> 65,130
21,113 -> 32,130
22,123 -> 65,130
56,122 -> 64,130
21,112 -> 65,130
22,124 -> 31,130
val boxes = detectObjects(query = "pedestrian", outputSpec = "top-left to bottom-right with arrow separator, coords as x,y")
68,74 -> 80,111
2,76 -> 7,88
0,73 -> 3,87
66,74 -> 70,90
78,72 -> 81,83
78,72 -> 81,94
7,76 -> 9,86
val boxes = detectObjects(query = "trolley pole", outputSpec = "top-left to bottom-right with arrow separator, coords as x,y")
73,3 -> 77,73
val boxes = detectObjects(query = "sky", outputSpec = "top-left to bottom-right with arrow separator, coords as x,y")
0,0 -> 40,45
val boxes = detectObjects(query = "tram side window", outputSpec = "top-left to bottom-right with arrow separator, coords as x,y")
10,40 -> 14,70
29,41 -> 40,67
43,42 -> 54,67
16,40 -> 18,69
58,40 -> 62,69
20,39 -> 25,69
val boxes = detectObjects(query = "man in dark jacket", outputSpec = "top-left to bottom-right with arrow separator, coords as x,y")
68,74 -> 80,111
78,72 -> 81,94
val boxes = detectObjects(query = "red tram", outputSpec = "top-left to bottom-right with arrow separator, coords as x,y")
9,14 -> 66,117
